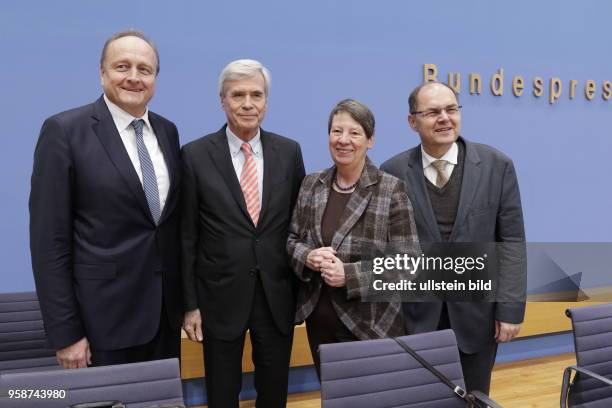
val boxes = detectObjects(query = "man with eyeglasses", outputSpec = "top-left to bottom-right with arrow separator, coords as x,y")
381,81 -> 526,395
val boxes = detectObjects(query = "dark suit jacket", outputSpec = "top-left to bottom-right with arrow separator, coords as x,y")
381,137 -> 526,353
181,126 -> 305,341
287,158 -> 419,340
29,96 -> 182,351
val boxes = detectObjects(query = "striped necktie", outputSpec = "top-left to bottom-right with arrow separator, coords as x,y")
131,119 -> 161,224
240,142 -> 260,226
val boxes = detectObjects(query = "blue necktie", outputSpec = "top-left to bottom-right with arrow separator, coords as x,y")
131,119 -> 161,224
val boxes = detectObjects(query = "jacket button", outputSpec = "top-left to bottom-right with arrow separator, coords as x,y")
249,268 -> 257,277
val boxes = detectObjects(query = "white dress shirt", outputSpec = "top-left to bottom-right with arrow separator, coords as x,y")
421,142 -> 458,186
103,94 -> 170,212
226,127 -> 264,208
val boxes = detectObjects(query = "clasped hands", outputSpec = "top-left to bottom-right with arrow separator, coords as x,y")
306,247 -> 345,287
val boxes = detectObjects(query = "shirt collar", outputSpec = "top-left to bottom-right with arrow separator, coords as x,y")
421,141 -> 458,169
226,126 -> 262,158
103,94 -> 152,133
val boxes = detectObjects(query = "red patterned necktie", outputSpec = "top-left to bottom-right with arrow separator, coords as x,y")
240,142 -> 260,226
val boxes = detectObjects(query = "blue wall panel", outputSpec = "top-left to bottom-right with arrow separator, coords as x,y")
1,1 -> 610,290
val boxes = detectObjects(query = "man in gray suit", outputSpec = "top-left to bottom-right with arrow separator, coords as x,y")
381,82 -> 526,394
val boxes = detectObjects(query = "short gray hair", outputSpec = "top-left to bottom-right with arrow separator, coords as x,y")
328,99 -> 375,140
408,81 -> 459,114
100,29 -> 160,75
218,59 -> 271,96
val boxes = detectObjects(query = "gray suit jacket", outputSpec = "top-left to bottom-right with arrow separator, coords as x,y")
381,137 -> 526,353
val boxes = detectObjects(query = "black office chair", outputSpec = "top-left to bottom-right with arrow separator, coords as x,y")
0,357 -> 184,408
561,303 -> 612,407
0,291 -> 59,373
319,329 -> 500,407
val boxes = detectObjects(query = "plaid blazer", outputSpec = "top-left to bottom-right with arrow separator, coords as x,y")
287,158 -> 420,340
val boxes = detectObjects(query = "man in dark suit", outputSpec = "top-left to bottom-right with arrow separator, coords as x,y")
381,82 -> 526,394
29,30 -> 182,368
181,59 -> 305,407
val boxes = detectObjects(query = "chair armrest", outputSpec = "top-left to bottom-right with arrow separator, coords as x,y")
469,390 -> 504,408
560,365 -> 612,408
566,365 -> 612,386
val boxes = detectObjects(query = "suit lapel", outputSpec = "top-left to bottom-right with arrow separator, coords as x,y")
207,128 -> 252,225
311,169 -> 332,247
450,139 -> 481,240
331,160 -> 376,250
258,130 -> 278,229
405,147 -> 441,241
149,114 -> 176,224
91,97 -> 152,220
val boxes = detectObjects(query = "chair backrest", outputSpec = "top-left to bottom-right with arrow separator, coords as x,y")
567,303 -> 612,407
0,291 -> 59,373
319,329 -> 466,408
0,358 -> 184,408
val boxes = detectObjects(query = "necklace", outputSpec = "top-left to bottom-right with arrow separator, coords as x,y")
333,175 -> 358,192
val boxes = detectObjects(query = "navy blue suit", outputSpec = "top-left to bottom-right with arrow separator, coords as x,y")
29,96 -> 182,358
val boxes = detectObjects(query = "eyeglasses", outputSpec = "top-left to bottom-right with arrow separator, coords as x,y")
411,105 -> 462,119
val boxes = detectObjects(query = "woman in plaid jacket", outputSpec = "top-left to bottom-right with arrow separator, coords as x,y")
287,99 -> 420,376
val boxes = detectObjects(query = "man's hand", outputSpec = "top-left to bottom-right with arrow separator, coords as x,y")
183,309 -> 203,342
321,254 -> 346,287
495,320 -> 521,343
306,247 -> 336,271
56,337 -> 91,369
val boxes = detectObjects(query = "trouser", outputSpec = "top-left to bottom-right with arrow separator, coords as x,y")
204,279 -> 293,408
438,302 -> 498,395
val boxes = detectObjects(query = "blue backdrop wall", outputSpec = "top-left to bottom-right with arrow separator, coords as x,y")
1,0 -> 611,291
